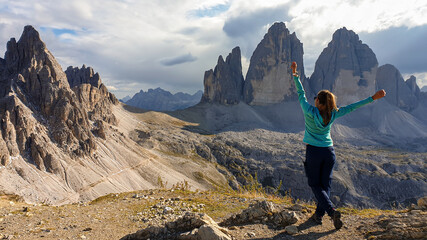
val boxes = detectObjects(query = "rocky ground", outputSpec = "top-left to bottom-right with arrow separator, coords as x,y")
0,189 -> 425,240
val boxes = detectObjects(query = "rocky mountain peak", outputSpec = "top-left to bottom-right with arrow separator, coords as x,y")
309,27 -> 378,105
0,25 -> 96,171
244,22 -> 306,105
331,27 -> 357,43
376,64 -> 419,111
148,87 -> 172,95
5,26 -> 45,67
405,75 -> 421,98
4,25 -> 66,82
66,65 -> 101,88
201,46 -> 244,104
65,65 -> 119,125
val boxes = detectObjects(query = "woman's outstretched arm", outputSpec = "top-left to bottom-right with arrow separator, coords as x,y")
336,90 -> 386,118
291,62 -> 312,114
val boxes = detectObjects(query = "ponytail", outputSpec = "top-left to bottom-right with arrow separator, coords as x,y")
316,90 -> 337,125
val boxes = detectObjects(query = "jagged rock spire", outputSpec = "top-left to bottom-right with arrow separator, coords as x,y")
244,22 -> 306,105
65,65 -> 119,125
376,64 -> 418,111
405,75 -> 421,99
0,25 -> 96,171
201,46 -> 244,104
66,65 -> 102,88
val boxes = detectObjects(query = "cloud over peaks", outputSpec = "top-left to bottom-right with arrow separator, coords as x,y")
160,53 -> 198,66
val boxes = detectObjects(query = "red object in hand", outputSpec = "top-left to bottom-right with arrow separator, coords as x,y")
291,62 -> 297,74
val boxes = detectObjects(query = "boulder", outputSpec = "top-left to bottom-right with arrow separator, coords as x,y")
201,47 -> 244,104
284,225 -> 298,235
219,200 -> 298,227
121,212 -> 232,240
417,196 -> 427,209
244,22 -> 307,105
197,225 -> 231,240
220,200 -> 276,226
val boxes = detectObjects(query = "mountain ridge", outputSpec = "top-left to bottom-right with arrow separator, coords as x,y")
125,87 -> 202,111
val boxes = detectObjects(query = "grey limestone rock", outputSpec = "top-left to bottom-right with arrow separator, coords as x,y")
376,64 -> 418,111
197,225 -> 231,240
405,75 -> 421,99
65,65 -> 119,124
121,212 -> 231,240
365,209 -> 427,239
309,27 -> 378,105
0,25 -> 96,161
201,46 -> 244,104
284,225 -> 298,235
244,22 -> 307,105
219,200 -> 298,227
65,65 -> 101,88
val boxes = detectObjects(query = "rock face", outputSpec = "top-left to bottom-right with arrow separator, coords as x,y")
66,64 -> 102,88
0,25 -> 96,166
126,88 -> 202,111
201,47 -> 244,104
406,75 -> 421,99
244,22 -> 306,105
376,64 -> 419,111
309,27 -> 378,105
65,65 -> 119,124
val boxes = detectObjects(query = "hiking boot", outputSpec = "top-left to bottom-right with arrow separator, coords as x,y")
309,213 -> 322,225
331,210 -> 343,230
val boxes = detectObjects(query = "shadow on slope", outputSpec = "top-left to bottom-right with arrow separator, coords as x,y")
169,101 -> 306,134
166,99 -> 427,152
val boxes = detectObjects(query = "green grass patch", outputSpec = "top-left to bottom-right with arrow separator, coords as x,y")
338,207 -> 397,218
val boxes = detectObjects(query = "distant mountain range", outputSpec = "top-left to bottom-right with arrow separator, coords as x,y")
123,88 -> 202,111
421,85 -> 427,92
120,95 -> 131,102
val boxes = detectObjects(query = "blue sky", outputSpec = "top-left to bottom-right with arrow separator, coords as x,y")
0,0 -> 426,98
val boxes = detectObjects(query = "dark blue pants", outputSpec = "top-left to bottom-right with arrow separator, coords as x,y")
304,145 -> 336,217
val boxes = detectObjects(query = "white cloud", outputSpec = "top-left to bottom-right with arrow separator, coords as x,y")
403,72 -> 427,89
0,0 -> 426,98
106,85 -> 118,91
288,0 -> 427,75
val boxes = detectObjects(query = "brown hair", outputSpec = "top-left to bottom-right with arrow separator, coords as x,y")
316,90 -> 338,125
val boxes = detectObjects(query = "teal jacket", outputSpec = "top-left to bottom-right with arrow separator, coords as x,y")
293,75 -> 374,147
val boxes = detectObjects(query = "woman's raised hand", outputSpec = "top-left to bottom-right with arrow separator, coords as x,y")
372,89 -> 386,100
291,62 -> 297,75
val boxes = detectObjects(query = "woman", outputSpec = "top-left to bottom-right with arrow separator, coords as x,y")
290,62 -> 386,229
